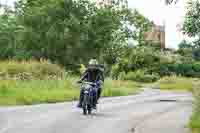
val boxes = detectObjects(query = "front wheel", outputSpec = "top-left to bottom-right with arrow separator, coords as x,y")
88,105 -> 92,115
82,94 -> 88,115
83,106 -> 87,115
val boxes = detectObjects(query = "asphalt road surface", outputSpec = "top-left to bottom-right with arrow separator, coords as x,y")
0,89 -> 193,133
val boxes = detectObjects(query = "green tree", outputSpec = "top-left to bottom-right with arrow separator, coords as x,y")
15,0 -> 128,67
126,9 -> 153,46
0,6 -> 24,59
183,0 -> 200,46
0,0 -> 154,73
164,0 -> 179,5
177,40 -> 193,57
193,48 -> 200,61
183,0 -> 200,61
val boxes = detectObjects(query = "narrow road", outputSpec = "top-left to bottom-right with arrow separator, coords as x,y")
0,89 -> 193,133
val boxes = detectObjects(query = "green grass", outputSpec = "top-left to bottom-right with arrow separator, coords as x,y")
0,79 -> 80,105
0,60 -> 141,106
156,76 -> 193,91
0,78 -> 140,106
154,76 -> 200,133
190,113 -> 200,133
103,79 -> 141,97
189,80 -> 200,133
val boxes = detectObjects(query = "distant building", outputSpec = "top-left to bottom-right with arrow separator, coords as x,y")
144,24 -> 165,49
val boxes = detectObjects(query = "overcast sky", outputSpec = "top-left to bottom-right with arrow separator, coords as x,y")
128,0 -> 187,49
0,0 -> 189,49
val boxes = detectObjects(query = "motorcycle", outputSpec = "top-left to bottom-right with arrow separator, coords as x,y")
78,81 -> 98,115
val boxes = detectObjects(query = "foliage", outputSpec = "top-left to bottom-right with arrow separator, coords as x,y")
0,14 -> 23,59
112,46 -> 160,76
190,79 -> 200,133
164,0 -> 179,5
102,79 -> 141,97
183,0 -> 200,38
183,0 -> 200,48
0,78 -> 140,105
160,62 -> 200,77
182,0 -> 200,62
193,47 -> 200,61
157,76 -> 193,91
121,70 -> 159,83
126,9 -> 153,46
0,60 -> 65,80
0,0 -> 154,72
177,40 -> 193,57
111,64 -> 121,79
0,79 -> 79,105
79,64 -> 86,74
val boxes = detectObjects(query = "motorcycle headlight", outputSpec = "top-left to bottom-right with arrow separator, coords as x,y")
83,84 -> 91,89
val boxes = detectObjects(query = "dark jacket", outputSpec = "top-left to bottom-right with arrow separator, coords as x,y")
80,65 -> 104,82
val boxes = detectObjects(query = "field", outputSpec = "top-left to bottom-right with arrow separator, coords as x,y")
156,76 -> 193,91
0,78 -> 141,105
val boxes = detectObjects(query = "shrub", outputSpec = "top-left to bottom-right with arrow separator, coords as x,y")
123,70 -> 143,81
160,63 -> 200,77
157,76 -> 193,91
118,71 -> 126,80
103,79 -> 140,97
79,64 -> 86,74
0,60 -> 65,80
141,74 -> 159,83
111,64 -> 121,79
123,70 -> 159,83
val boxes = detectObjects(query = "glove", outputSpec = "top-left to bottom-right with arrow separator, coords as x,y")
77,80 -> 82,84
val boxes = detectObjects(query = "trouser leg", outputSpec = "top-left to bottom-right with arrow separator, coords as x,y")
97,87 -> 102,101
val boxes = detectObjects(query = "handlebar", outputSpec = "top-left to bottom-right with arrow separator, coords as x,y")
77,81 -> 96,86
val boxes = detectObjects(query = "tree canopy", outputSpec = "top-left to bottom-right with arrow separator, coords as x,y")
0,0 -> 153,71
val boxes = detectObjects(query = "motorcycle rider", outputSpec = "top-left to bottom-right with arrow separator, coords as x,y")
77,58 -> 104,109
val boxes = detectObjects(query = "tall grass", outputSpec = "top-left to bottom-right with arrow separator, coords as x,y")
157,76 -> 193,91
0,60 -> 65,80
103,79 -> 141,97
0,78 -> 140,105
0,60 -> 141,106
189,80 -> 200,133
0,79 -> 80,105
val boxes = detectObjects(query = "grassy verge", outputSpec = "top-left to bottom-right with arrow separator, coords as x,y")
0,79 -> 79,105
189,80 -> 200,133
0,78 -> 141,106
155,76 -> 193,91
103,79 -> 141,97
154,76 -> 200,132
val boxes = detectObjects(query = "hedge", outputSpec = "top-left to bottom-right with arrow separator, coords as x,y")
160,62 -> 200,77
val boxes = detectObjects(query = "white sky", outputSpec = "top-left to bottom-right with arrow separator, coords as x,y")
128,0 -> 188,49
0,0 -> 189,49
